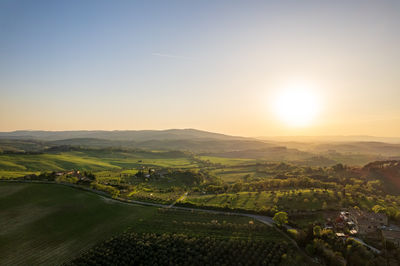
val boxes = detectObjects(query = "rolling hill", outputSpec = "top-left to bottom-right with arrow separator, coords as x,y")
1,129 -> 400,166
0,129 -> 247,142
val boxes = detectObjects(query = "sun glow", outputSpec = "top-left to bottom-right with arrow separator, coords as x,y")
273,85 -> 320,127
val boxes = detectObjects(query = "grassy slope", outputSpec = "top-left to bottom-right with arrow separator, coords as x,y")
0,182 -> 282,265
0,151 -> 198,176
199,156 -> 255,165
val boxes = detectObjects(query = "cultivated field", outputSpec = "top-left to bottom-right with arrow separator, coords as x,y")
0,182 -> 286,265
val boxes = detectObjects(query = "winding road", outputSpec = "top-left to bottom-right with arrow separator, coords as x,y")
1,180 -> 276,224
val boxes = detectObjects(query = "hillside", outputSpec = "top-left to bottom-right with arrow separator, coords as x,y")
363,160 -> 400,194
201,146 -> 312,162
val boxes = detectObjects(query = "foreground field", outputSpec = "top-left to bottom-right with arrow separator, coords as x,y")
69,232 -> 289,266
0,182 -> 289,265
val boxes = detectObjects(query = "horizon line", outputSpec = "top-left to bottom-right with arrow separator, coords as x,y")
1,128 -> 400,140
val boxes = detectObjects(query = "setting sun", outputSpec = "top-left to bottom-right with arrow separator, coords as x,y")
1,1 -> 400,264
273,86 -> 320,127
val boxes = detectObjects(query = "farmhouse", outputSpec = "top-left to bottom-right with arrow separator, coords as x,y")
334,211 -> 356,231
331,210 -> 388,236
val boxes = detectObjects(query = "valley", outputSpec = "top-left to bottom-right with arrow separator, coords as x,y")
1,130 -> 400,265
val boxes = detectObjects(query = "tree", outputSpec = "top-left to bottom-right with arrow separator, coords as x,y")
273,212 -> 288,227
84,171 -> 96,181
383,207 -> 399,221
332,163 -> 344,172
313,225 -> 322,237
372,205 -> 385,214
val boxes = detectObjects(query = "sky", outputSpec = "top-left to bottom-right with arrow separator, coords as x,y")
1,0 -> 399,137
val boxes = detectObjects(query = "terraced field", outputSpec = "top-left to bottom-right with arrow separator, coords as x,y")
185,189 -> 343,211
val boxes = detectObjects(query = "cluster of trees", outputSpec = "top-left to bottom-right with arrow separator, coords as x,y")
21,172 -> 58,181
203,177 -> 337,194
203,177 -> 386,196
135,169 -> 207,186
17,170 -> 97,185
273,212 -> 288,227
166,170 -> 206,186
372,204 -> 400,221
69,233 -> 289,266
90,183 -> 120,198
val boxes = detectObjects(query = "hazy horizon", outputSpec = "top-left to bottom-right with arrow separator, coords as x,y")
2,128 -> 400,142
1,0 -> 400,137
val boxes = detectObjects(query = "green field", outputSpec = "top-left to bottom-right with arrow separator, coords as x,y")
0,150 -> 200,178
199,156 -> 255,166
0,182 -> 285,265
210,165 -> 270,183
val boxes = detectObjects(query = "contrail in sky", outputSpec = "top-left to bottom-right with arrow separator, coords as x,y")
152,53 -> 194,60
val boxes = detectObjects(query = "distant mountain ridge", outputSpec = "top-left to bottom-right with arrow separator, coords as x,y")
0,129 -> 247,142
0,129 -> 274,153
